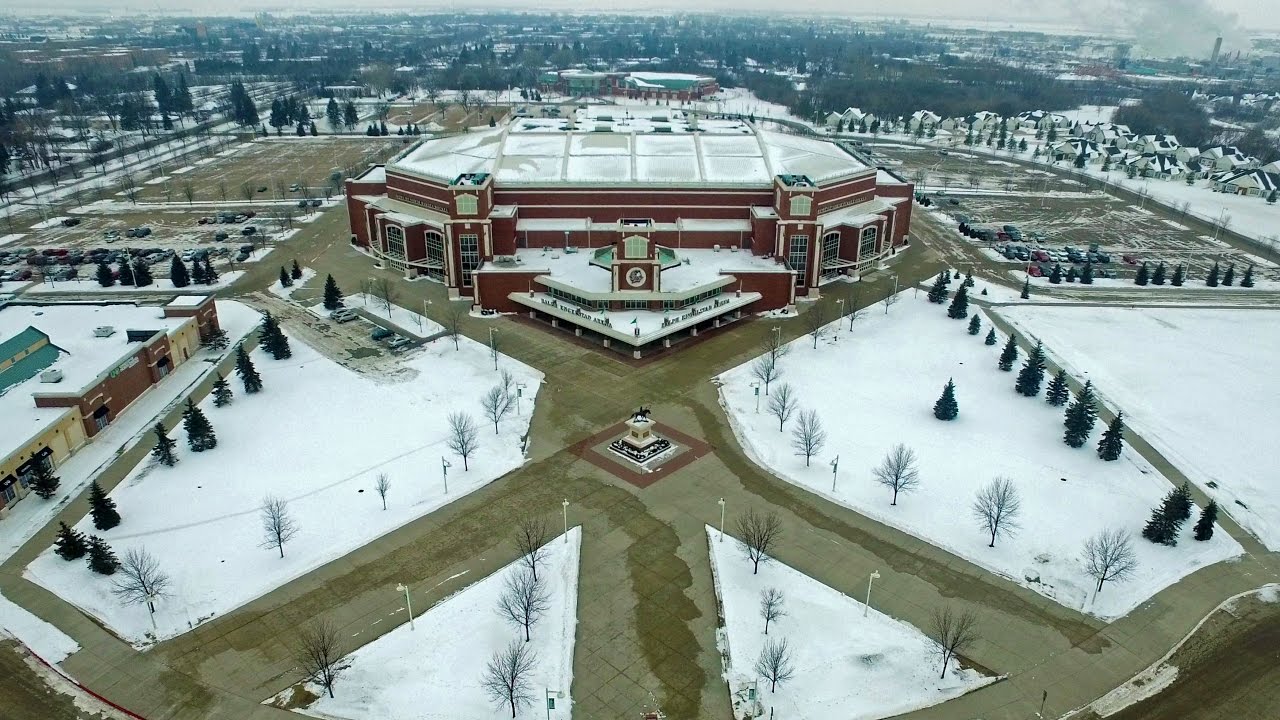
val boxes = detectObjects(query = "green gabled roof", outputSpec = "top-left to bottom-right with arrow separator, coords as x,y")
0,327 -> 63,396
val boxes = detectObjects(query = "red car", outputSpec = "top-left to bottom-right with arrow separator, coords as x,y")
1123,254 -> 1139,265
1028,265 -> 1044,277
1032,250 -> 1050,262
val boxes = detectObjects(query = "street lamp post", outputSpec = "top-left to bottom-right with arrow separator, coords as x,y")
864,570 -> 881,617
562,499 -> 569,542
396,582 -> 415,630
834,299 -> 844,341
441,456 -> 451,494
488,327 -> 498,370
515,383 -> 527,414
884,274 -> 898,314
146,592 -> 157,631
545,688 -> 564,720
718,498 -> 726,541
749,381 -> 761,412
830,455 -> 839,493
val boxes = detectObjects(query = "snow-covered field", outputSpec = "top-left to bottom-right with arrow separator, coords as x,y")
996,306 -> 1280,551
267,267 -> 316,300
297,527 -> 580,720
23,272 -> 245,295
708,527 -> 990,719
25,332 -> 542,646
717,294 -> 1242,619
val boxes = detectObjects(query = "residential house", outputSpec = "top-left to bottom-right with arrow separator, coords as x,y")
1128,134 -> 1181,155
1200,145 -> 1257,172
1127,153 -> 1192,180
1049,138 -> 1102,163
1016,110 -> 1069,131
825,107 -> 876,131
1211,168 -> 1280,197
907,110 -> 942,132
1085,123 -> 1134,148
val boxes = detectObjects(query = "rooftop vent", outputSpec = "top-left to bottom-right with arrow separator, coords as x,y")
39,369 -> 63,383
93,326 -> 116,338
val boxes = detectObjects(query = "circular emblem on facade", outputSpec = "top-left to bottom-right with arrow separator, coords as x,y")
626,267 -> 648,288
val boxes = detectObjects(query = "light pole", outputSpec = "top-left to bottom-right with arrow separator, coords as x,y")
146,591 -> 157,631
562,499 -> 570,542
830,455 -> 839,493
515,383 -> 527,414
545,688 -> 564,720
718,497 -> 726,541
441,456 -> 451,494
772,325 -> 781,346
864,570 -> 880,617
884,274 -> 898,314
488,327 -> 498,370
834,299 -> 844,341
749,381 -> 761,412
396,582 -> 415,630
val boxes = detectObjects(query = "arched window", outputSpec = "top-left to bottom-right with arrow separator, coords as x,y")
821,232 -> 841,266
859,226 -> 878,260
455,193 -> 478,216
789,195 -> 812,217
385,225 -> 405,259
623,235 -> 649,259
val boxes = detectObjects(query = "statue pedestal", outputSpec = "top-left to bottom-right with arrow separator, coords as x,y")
608,416 -> 673,464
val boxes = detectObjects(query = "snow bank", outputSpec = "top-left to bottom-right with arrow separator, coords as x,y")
298,528 -> 580,720
25,332 -> 543,646
996,305 -> 1280,550
0,590 -> 80,663
24,272 -> 245,296
708,527 -> 990,719
718,294 -> 1243,619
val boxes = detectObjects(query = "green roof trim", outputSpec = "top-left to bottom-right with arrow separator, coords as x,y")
0,327 -> 63,396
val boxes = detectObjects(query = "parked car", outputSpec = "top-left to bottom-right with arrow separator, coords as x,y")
135,227 -> 152,237
238,244 -> 255,254
235,250 -> 251,262
257,186 -> 268,193
234,214 -> 248,222
330,308 -> 359,323
297,200 -> 309,209
1122,254 -> 1138,265
241,226 -> 256,236
387,336 -> 414,351
214,231 -> 230,241
289,183 -> 302,192
60,217 -> 81,227
310,199 -> 322,207
1028,265 -> 1044,277
371,326 -> 395,341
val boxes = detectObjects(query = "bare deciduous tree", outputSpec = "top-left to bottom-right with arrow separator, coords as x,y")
482,639 -> 537,718
260,495 -> 299,558
294,619 -> 350,699
972,476 -> 1021,548
481,384 -> 513,434
751,353 -> 781,396
447,412 -> 480,470
790,409 -> 826,467
754,637 -> 795,692
240,181 -> 255,204
110,548 -> 170,614
374,473 -> 390,510
1083,528 -> 1137,594
873,444 -> 920,506
767,383 -> 798,432
760,587 -> 786,635
928,607 -> 979,679
514,515 -> 550,582
805,303 -> 828,348
735,508 -> 782,575
370,277 -> 396,318
444,302 -> 466,351
497,567 -> 550,642
882,284 -> 901,314
217,179 -> 228,202
180,181 -> 196,204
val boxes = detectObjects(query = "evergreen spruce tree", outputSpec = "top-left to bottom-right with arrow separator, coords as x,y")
134,260 -> 153,287
291,259 -> 303,280
933,378 -> 959,420
211,372 -> 233,407
87,535 -> 120,575
1171,482 -> 1194,523
967,315 -> 981,335
926,273 -> 949,304
1096,411 -> 1125,461
279,266 -> 293,288
1065,266 -> 1077,282
151,422 -> 178,466
1151,262 -> 1166,285
942,269 -> 952,284
1014,341 -> 1047,397
1222,263 -> 1235,286
1063,380 -> 1098,448
1142,491 -> 1182,546
182,398 -> 217,452
235,344 -> 263,393
1193,500 -> 1219,541
169,255 -> 190,287
1048,264 -> 1063,284
1171,263 -> 1185,286
1206,261 -> 1220,287
998,335 -> 1018,371
96,261 -> 115,287
323,273 -> 344,310
984,328 -> 997,345
88,480 -> 120,530
1045,369 -> 1071,406
1080,262 -> 1094,284
1241,264 -> 1255,288
260,311 -> 292,359
1020,277 -> 1030,299
947,284 -> 969,319
53,522 -> 88,561
29,460 -> 60,499
963,273 -> 974,289
118,260 -> 135,286
1134,262 -> 1150,286
191,257 -> 208,284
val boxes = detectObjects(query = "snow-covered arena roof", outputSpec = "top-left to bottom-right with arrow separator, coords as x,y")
391,114 -> 870,187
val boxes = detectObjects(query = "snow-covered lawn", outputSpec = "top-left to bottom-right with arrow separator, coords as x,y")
30,216 -> 70,230
330,293 -> 445,338
23,272 -> 245,296
708,527 -> 990,719
717,294 -> 1242,620
267,267 -> 316,300
297,527 -> 580,720
24,332 -> 542,646
0,590 -> 81,663
996,306 -> 1280,551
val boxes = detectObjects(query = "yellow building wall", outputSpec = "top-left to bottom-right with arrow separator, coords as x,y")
0,408 -> 86,483
167,318 -> 202,366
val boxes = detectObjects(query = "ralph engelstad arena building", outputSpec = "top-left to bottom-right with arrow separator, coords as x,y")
346,109 -> 915,356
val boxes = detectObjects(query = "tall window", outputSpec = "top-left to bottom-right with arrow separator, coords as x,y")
459,233 -> 480,287
455,194 -> 478,216
859,226 -> 879,260
788,235 -> 809,286
821,232 -> 841,266
385,225 -> 406,259
789,195 -> 812,217
425,231 -> 446,280
623,235 -> 648,259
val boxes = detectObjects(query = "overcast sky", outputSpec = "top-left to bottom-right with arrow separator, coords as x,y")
14,0 -> 1279,35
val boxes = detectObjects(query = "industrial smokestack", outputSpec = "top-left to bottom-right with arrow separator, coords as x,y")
1211,36 -> 1223,64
